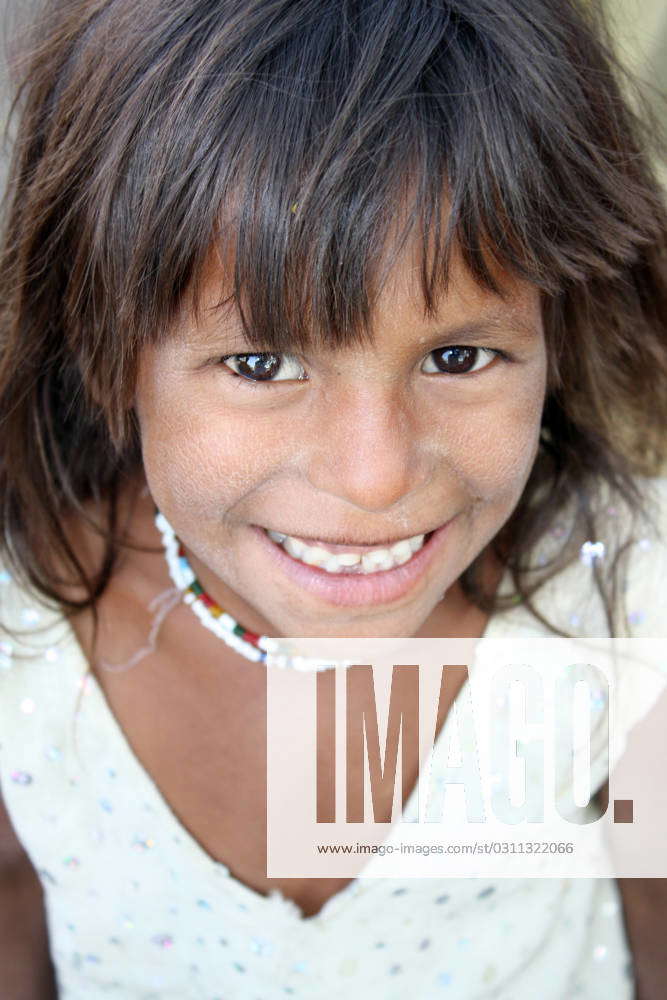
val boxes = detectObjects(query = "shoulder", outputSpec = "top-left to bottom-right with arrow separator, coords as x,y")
0,551 -> 70,673
493,473 -> 667,638
630,472 -> 667,534
619,473 -> 667,638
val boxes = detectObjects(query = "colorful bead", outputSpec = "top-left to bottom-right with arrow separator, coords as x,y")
155,509 -> 359,671
10,770 -> 32,784
580,540 -> 606,567
151,934 -> 173,949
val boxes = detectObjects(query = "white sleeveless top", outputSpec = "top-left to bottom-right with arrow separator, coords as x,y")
1,477 -> 666,1000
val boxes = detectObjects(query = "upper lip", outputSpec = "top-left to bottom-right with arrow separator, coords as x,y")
258,522 -> 445,549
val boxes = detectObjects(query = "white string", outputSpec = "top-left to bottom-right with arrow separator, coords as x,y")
97,585 -> 183,673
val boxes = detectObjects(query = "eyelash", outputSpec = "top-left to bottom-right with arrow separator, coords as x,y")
217,353 -> 305,391
215,347 -> 511,389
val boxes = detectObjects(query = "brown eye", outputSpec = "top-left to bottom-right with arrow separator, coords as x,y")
422,346 -> 497,375
220,352 -> 306,382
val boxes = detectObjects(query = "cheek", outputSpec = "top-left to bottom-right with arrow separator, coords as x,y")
437,383 -> 544,499
138,396 -> 282,521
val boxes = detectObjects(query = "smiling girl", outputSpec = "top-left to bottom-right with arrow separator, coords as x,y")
0,0 -> 666,998
134,241 -> 546,640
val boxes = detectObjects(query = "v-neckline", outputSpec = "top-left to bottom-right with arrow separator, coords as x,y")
55,599 -> 512,927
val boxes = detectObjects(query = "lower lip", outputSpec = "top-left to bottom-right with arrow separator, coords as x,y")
252,520 -> 454,607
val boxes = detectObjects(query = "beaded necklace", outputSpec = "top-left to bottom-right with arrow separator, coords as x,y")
155,509 -> 358,671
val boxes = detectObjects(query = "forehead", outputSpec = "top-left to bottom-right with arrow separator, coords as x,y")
181,230 -> 543,354
376,239 -> 542,337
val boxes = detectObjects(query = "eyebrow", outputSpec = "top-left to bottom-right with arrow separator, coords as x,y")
188,306 -> 540,353
422,312 -> 541,346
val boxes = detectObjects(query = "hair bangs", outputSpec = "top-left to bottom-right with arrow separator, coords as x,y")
1,0 -> 666,633
167,0 -> 664,361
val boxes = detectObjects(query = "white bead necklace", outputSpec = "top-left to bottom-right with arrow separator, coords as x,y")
155,510 -> 358,671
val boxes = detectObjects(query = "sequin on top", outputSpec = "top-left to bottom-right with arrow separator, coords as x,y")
1,477 -> 666,999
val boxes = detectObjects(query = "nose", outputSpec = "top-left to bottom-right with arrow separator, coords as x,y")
304,383 -> 426,513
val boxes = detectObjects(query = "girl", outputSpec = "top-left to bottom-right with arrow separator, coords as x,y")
0,0 -> 666,997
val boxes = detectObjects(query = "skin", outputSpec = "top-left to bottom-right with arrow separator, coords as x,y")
134,243 -> 548,642
56,241 -> 548,921
46,244 -> 667,956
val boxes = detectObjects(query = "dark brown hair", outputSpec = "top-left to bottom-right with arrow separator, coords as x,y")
1,0 -> 666,639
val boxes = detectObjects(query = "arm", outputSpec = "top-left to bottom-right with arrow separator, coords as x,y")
0,787 -> 58,1000
615,876 -> 667,1000
595,779 -> 666,1000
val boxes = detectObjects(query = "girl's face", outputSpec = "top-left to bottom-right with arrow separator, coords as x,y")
134,245 -> 547,639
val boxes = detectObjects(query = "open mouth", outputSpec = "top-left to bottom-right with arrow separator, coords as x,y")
262,526 -> 437,574
253,519 -> 453,609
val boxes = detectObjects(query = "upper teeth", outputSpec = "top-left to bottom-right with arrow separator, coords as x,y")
266,529 -> 426,574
